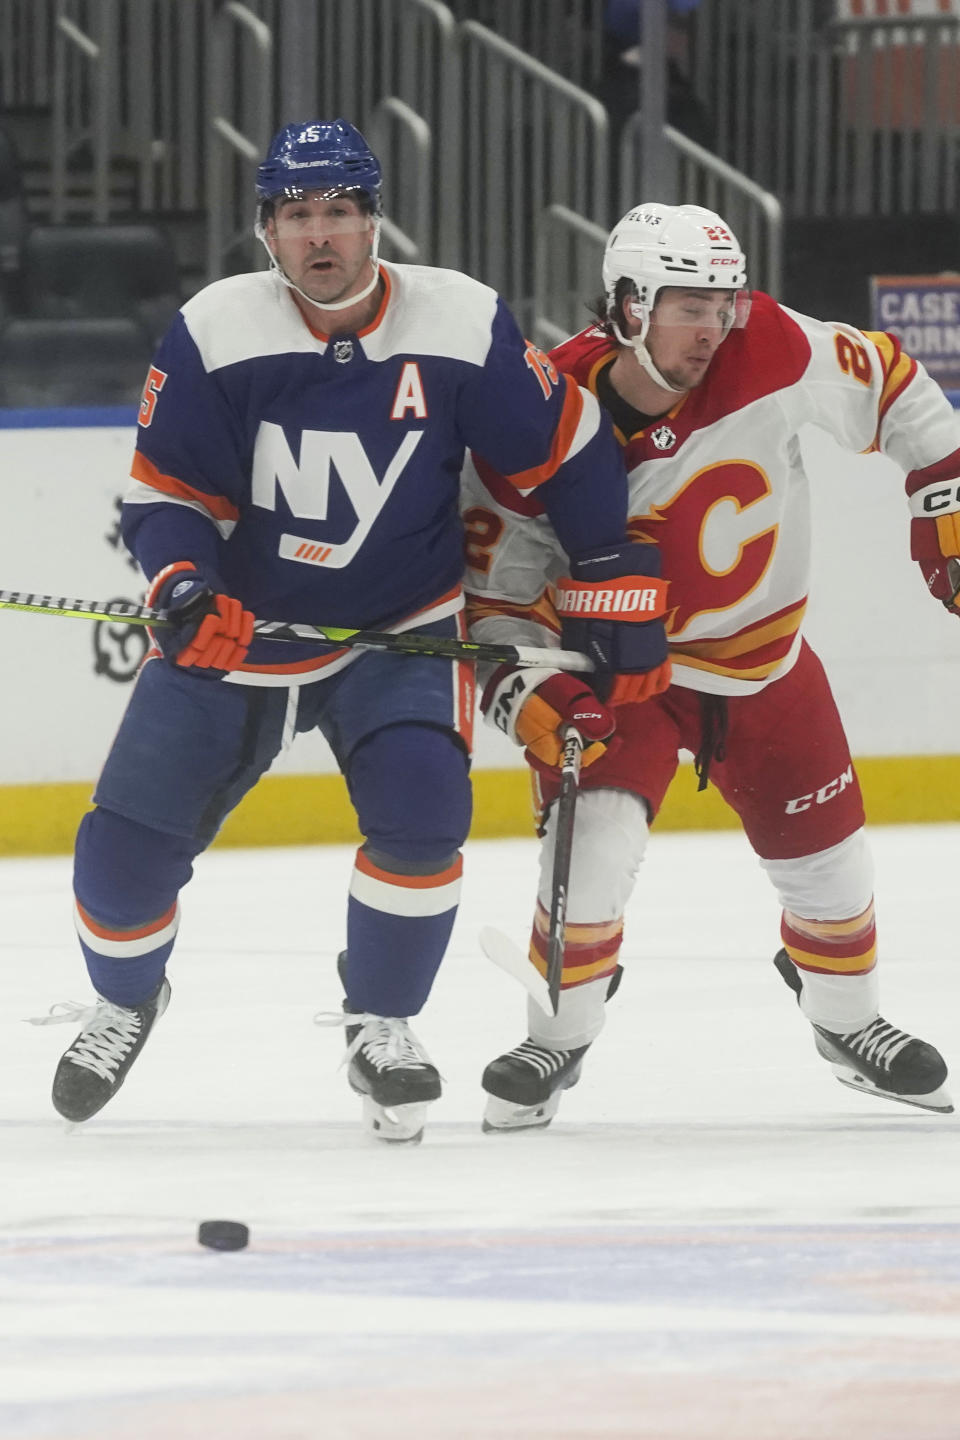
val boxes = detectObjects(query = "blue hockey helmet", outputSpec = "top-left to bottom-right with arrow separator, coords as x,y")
255,119 -> 383,219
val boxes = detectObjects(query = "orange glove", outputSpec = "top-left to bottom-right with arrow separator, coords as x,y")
175,593 -> 255,670
149,564 -> 254,671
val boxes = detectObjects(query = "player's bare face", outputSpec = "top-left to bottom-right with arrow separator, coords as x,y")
644,289 -> 733,391
268,193 -> 375,306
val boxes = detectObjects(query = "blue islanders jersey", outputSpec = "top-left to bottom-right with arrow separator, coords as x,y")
125,260 -> 628,684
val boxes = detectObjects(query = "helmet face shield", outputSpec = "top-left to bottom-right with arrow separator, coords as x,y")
636,286 -> 753,338
270,190 -> 376,241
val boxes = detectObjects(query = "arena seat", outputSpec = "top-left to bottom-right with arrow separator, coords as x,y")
21,223 -> 181,342
0,316 -> 154,407
0,126 -> 28,300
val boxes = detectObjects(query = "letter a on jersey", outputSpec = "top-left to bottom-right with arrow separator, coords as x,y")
390,362 -> 428,419
252,422 -> 423,568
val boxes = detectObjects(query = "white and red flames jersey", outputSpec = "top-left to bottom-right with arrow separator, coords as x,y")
463,290 -> 960,696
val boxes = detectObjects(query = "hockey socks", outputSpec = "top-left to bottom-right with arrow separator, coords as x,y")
774,950 -> 952,1112
74,899 -> 179,1008
344,846 -> 462,1016
73,807 -> 194,1006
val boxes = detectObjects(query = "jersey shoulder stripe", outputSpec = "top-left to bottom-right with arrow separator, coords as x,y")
501,375 -> 586,490
862,329 -> 917,424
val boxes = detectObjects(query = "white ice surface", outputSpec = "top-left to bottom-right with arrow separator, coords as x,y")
2,827 -> 960,1439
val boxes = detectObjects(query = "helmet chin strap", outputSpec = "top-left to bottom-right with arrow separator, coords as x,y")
610,317 -> 686,395
256,220 -> 383,315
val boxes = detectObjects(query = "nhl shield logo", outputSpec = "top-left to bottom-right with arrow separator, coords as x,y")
333,339 -> 355,364
651,424 -> 677,451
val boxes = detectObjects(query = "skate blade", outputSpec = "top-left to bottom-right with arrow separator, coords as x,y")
481,1091 -> 562,1133
362,1096 -> 428,1144
830,1067 -> 954,1114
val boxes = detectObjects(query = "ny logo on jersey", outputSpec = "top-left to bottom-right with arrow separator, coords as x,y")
251,423 -> 423,568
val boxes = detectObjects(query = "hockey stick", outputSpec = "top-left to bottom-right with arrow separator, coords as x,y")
479,725 -> 583,1019
545,726 -> 583,1014
0,589 -> 594,673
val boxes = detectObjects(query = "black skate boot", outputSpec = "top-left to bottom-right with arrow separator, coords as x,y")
480,964 -> 622,1133
324,952 -> 441,1144
481,1039 -> 589,1133
773,949 -> 952,1113
29,978 -> 171,1123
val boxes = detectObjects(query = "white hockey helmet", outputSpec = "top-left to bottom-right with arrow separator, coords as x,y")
602,203 -> 749,392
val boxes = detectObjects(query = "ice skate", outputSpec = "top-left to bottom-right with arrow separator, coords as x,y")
774,949 -> 952,1114
317,955 -> 441,1144
343,1013 -> 442,1143
481,1038 -> 589,1133
29,978 -> 171,1123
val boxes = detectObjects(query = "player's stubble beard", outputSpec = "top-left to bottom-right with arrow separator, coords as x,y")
659,361 -> 709,391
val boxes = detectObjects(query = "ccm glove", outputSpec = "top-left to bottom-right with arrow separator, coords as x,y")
516,672 -> 615,772
909,471 -> 960,616
482,667 -> 614,774
149,563 -> 254,671
911,508 -> 960,616
918,554 -> 960,614
557,541 -> 672,703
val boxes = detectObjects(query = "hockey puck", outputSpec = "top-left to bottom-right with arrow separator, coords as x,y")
197,1219 -> 249,1251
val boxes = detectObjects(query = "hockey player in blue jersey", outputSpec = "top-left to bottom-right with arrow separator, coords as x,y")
40,118 -> 670,1142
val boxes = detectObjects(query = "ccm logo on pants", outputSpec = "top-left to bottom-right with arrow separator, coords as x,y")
784,766 -> 854,814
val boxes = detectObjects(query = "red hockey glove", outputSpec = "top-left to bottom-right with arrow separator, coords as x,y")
482,667 -> 614,773
918,556 -> 960,614
912,510 -> 960,617
149,563 -> 255,671
557,541 -> 672,701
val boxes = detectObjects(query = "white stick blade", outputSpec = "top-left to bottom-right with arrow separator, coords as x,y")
478,926 -> 555,1016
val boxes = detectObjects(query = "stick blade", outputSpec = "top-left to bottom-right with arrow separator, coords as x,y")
479,926 -> 555,1016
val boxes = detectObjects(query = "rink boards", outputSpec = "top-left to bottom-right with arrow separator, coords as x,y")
2,411 -> 960,852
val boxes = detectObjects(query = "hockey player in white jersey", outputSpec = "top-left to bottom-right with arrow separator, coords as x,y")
465,202 -> 955,1129
36,122 -> 669,1143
